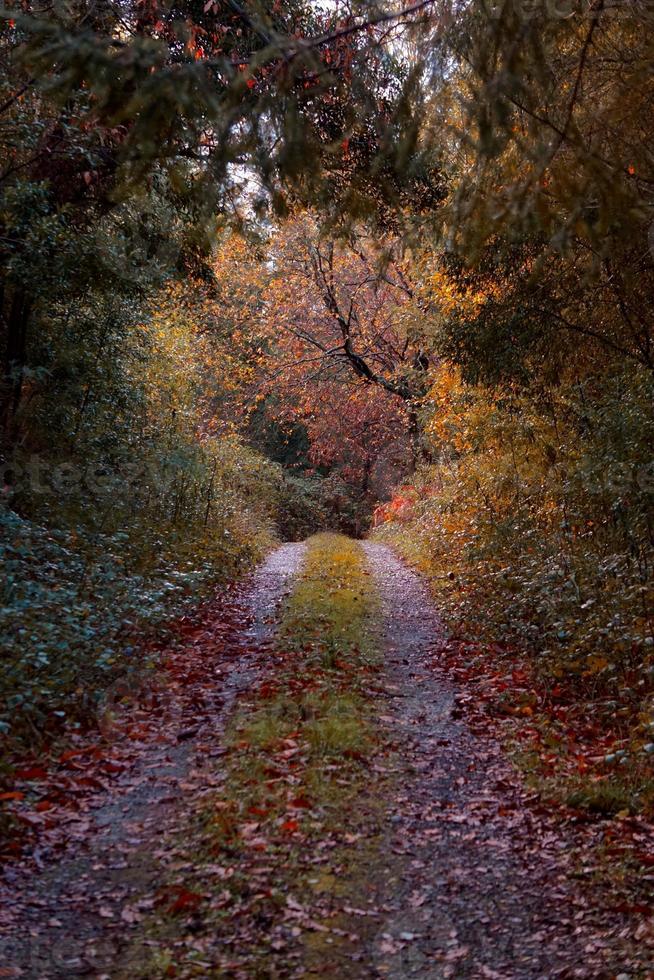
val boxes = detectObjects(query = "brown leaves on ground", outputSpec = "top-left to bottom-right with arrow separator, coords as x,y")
2,542 -> 654,978
0,585 -> 258,867
433,634 -> 654,948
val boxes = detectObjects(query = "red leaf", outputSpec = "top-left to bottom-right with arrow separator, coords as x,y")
247,805 -> 269,817
0,791 -> 24,802
60,748 -> 89,763
290,795 -> 312,809
159,886 -> 205,915
15,766 -> 48,779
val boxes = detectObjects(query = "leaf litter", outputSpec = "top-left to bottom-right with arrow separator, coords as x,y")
0,544 -> 305,977
0,539 -> 652,978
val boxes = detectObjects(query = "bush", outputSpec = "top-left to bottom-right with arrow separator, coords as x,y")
374,361 -> 654,799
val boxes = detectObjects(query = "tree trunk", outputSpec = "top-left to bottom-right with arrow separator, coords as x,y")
407,404 -> 432,468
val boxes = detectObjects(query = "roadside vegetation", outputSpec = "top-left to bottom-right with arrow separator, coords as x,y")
374,361 -> 654,819
0,283 -> 321,752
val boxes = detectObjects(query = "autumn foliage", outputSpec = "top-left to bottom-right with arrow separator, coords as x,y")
0,0 -> 653,832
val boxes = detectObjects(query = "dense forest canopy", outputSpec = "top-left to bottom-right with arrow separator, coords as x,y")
0,0 -> 653,818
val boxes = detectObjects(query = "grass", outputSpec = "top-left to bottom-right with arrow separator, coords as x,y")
215,533 -> 380,837
564,777 -> 637,817
279,532 -> 379,661
120,533 -> 389,978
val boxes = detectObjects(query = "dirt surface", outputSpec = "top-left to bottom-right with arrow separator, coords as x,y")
0,539 -> 645,978
0,543 -> 305,979
364,542 -> 634,979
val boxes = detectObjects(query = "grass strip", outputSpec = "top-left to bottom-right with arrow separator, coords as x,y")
213,531 -> 381,859
125,533 -> 388,978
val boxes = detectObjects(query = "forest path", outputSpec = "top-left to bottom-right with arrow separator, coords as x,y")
0,538 -> 641,978
0,543 -> 306,979
362,542 -> 616,979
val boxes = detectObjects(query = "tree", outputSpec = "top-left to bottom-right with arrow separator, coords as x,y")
252,214 -> 432,474
0,0 -> 446,453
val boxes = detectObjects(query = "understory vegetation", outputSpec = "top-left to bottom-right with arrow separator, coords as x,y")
0,272 -> 324,748
375,360 -> 654,814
